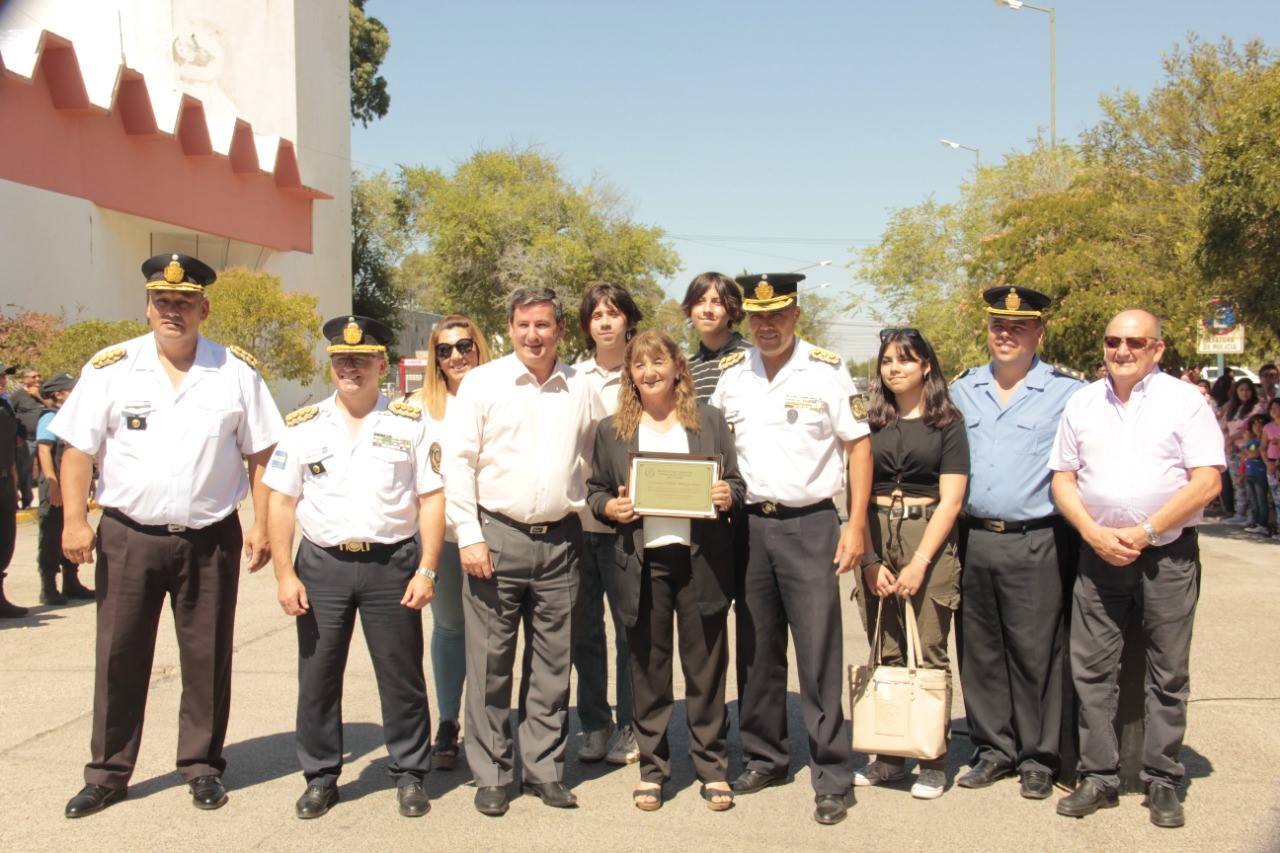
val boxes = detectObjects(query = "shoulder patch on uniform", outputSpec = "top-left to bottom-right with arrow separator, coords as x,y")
229,345 -> 260,371
1052,363 -> 1087,382
950,368 -> 973,385
718,350 -> 746,370
91,347 -> 127,369
809,347 -> 841,366
388,400 -> 422,420
285,405 -> 319,427
429,441 -> 442,475
850,393 -> 869,423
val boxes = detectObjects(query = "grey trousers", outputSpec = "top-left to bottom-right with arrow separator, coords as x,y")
463,511 -> 581,788
1071,529 -> 1200,791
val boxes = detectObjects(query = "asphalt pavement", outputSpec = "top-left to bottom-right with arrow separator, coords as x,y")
1,509 -> 1277,852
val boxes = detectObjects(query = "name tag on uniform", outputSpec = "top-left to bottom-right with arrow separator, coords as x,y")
372,433 -> 411,453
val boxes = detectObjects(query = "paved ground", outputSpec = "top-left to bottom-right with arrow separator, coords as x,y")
1,509 -> 1278,852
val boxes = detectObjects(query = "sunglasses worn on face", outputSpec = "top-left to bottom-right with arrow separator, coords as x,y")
435,338 -> 476,360
879,327 -> 921,342
1103,336 -> 1159,350
331,355 -> 375,369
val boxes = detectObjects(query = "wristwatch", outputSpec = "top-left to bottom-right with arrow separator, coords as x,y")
415,567 -> 438,582
1141,522 -> 1159,546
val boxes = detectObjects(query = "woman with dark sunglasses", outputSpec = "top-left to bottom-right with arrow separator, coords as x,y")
853,328 -> 969,799
406,316 -> 492,770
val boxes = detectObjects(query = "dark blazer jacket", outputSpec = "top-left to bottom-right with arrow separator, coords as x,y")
587,402 -> 745,628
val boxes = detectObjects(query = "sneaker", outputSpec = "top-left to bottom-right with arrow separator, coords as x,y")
1222,515 -> 1250,525
578,720 -> 614,763
854,760 -> 909,787
911,769 -> 946,800
606,725 -> 640,765
1244,524 -> 1268,534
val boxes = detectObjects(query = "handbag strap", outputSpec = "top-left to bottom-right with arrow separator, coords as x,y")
867,598 -> 886,668
902,596 -> 925,670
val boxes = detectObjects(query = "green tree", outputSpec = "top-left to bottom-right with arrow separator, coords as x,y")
352,169 -> 411,332
398,148 -> 680,354
37,318 -> 148,377
350,0 -> 391,127
1197,64 -> 1280,343
203,268 -> 324,387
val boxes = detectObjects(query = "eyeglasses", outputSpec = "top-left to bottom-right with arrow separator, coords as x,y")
879,327 -> 921,342
331,354 -> 375,369
1103,336 -> 1160,350
435,338 -> 476,360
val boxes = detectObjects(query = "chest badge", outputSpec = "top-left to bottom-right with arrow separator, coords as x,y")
309,461 -> 327,476
127,415 -> 147,431
786,409 -> 798,424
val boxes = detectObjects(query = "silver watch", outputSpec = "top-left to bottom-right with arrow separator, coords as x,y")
1141,522 -> 1159,545
415,567 -> 438,582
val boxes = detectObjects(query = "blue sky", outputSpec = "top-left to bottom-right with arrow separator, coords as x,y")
352,1 -> 1280,353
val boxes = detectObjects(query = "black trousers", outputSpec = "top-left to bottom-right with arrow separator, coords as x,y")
625,544 -> 728,785
736,508 -> 854,795
0,473 -> 15,580
294,537 -> 431,788
85,510 -> 241,788
959,522 -> 1074,775
38,504 -> 75,580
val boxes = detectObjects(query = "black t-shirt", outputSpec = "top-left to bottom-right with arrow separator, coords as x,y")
0,398 -> 16,469
870,416 -> 970,500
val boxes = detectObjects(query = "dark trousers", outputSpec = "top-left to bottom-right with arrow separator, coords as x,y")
625,544 -> 728,785
0,474 -> 15,580
295,538 -> 431,788
736,508 -> 854,795
15,441 -> 33,508
1072,531 -> 1200,791
38,504 -> 75,580
572,529 -> 632,731
85,510 -> 241,788
463,512 -> 580,788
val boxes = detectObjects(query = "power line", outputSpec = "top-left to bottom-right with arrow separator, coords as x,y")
669,234 -> 878,246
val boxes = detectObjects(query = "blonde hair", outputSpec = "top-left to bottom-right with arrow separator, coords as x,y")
613,330 -> 700,441
408,315 -> 491,420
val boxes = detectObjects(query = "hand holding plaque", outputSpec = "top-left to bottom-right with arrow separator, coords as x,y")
626,451 -> 723,519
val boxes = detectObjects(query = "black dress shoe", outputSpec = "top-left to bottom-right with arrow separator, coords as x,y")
398,782 -> 430,817
957,759 -> 1013,789
189,776 -> 228,810
295,784 -> 339,819
1020,769 -> 1053,799
474,785 -> 509,817
521,780 -> 578,808
1145,783 -> 1185,828
730,769 -> 788,795
1056,778 -> 1118,818
813,789 -> 855,825
66,784 -> 127,818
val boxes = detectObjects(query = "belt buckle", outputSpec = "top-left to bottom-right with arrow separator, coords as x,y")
761,501 -> 777,516
167,524 -> 187,533
889,506 -> 903,520
342,542 -> 371,552
987,519 -> 1005,533
529,524 -> 549,535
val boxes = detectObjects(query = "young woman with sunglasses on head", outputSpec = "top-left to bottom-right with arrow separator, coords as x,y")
406,316 -> 492,769
853,328 -> 969,800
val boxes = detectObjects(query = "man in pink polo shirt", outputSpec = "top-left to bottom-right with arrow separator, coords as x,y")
1048,309 -> 1224,830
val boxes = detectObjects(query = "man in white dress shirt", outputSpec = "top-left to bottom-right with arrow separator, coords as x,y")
445,287 -> 604,816
53,254 -> 282,818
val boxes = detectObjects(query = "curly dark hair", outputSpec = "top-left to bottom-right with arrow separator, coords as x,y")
867,329 -> 962,430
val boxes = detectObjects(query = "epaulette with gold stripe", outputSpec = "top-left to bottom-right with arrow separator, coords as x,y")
719,350 -> 746,370
1052,363 -> 1087,382
229,345 -> 260,371
809,347 -> 841,366
388,400 -> 422,420
950,368 -> 973,385
91,347 -> 126,369
285,405 -> 319,427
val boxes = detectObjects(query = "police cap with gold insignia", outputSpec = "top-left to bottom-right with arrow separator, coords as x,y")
738,273 -> 805,313
323,314 -> 393,355
982,286 -> 1050,318
141,253 -> 217,292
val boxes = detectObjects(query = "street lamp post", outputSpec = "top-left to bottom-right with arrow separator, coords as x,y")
940,138 -> 980,167
789,260 -> 832,273
994,0 -> 1056,148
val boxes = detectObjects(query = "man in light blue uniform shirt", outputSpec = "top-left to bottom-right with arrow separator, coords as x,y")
949,286 -> 1085,799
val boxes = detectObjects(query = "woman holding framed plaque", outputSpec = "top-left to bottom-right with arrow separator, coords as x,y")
852,328 -> 969,800
587,330 -> 744,812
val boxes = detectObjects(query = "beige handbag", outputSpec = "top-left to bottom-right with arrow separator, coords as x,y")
849,598 -> 950,760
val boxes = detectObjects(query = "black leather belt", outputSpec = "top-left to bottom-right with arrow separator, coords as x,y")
103,506 -> 231,535
746,498 -> 834,519
482,508 -> 571,536
875,503 -> 937,520
962,513 -> 1060,534
319,536 -> 413,559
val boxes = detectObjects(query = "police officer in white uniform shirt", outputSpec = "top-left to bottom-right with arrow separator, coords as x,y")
710,273 -> 872,826
52,254 -> 283,818
264,315 -> 445,821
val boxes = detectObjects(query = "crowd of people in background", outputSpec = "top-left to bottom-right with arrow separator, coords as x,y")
0,253 -> 1269,833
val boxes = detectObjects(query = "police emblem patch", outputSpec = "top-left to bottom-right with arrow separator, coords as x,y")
163,258 -> 185,284
309,461 -> 326,475
850,393 -> 868,422
430,441 -> 442,475
343,319 -> 363,345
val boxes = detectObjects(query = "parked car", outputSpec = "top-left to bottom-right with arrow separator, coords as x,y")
1201,364 -> 1260,384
